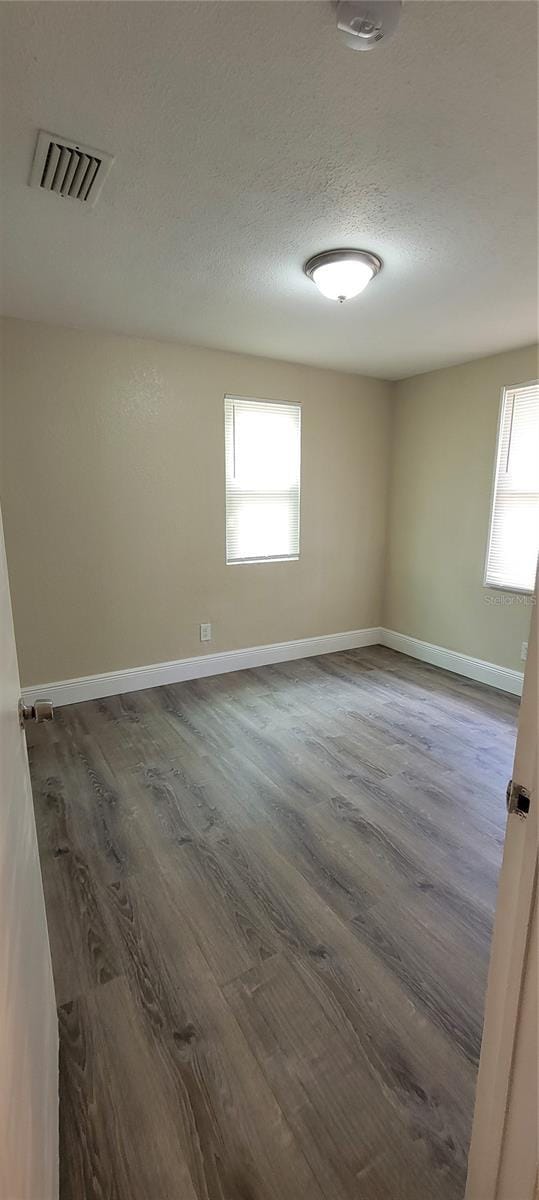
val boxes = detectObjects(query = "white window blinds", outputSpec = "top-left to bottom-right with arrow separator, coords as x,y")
485,381 -> 539,592
224,396 -> 301,564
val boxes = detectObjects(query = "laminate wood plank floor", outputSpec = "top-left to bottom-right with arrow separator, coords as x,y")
27,646 -> 518,1200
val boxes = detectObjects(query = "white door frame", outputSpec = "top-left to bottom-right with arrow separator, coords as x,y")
465,581 -> 537,1200
0,504 -> 59,1200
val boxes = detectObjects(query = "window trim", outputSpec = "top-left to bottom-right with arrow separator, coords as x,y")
483,379 -> 538,596
224,394 -> 301,567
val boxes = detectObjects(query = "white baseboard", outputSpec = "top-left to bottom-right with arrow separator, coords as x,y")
22,627 -> 383,708
22,624 -> 523,707
380,628 -> 524,697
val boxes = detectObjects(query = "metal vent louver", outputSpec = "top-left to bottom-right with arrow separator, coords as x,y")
29,130 -> 114,207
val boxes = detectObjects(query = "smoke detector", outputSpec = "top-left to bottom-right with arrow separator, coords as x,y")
337,1 -> 402,50
29,130 -> 114,206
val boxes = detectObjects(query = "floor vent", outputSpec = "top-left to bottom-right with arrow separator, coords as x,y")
29,130 -> 114,207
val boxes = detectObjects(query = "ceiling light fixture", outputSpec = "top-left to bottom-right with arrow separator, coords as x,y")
304,249 -> 382,303
336,1 -> 402,51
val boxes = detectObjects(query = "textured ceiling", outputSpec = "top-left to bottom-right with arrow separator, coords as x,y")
0,1 -> 537,379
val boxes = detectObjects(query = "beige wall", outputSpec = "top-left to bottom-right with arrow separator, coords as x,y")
384,346 -> 537,672
0,318 -> 392,686
1,319 -> 536,687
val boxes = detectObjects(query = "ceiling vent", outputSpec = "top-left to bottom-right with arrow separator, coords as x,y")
29,130 -> 114,207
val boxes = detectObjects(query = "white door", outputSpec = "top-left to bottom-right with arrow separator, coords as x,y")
465,578 -> 537,1200
0,504 -> 58,1200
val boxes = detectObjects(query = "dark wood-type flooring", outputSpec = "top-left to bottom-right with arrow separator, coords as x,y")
27,646 -> 519,1200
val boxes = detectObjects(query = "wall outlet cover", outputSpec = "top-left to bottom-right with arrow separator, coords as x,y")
521,641 -> 528,661
200,623 -> 212,642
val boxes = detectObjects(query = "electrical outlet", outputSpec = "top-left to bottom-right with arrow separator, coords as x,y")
200,623 -> 212,643
521,641 -> 528,662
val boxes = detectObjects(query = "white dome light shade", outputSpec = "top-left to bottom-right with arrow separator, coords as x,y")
310,258 -> 373,301
304,249 -> 382,303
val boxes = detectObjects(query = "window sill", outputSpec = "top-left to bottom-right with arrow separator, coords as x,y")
227,556 -> 300,566
483,581 -> 535,597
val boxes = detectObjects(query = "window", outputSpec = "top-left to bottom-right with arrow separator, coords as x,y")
485,381 -> 539,593
224,395 -> 301,564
